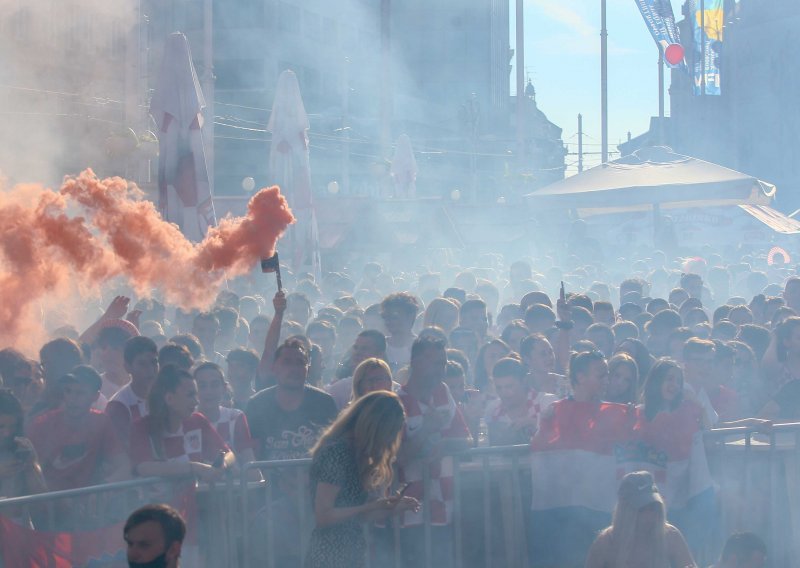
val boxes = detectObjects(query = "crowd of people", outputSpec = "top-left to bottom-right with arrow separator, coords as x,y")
0,238 -> 796,567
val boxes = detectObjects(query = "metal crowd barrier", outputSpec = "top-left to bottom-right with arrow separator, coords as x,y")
0,475 -> 232,567
703,421 -> 800,568
4,427 -> 800,567
239,458 -> 312,568
238,446 -> 532,568
0,476 -> 182,532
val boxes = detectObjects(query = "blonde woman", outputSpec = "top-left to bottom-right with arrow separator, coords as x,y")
351,358 -> 394,402
305,391 -> 419,568
586,471 -> 696,568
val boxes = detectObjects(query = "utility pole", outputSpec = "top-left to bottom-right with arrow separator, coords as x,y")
658,44 -> 665,145
516,0 -> 525,168
658,45 -> 665,119
342,57 -> 351,194
600,0 -> 608,164
577,114 -> 584,173
380,0 -> 392,160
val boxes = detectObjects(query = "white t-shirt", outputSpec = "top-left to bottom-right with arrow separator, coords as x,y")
385,338 -> 414,372
326,376 -> 354,410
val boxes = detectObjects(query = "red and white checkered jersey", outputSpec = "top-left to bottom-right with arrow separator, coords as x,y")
397,382 -> 470,527
130,413 -> 229,467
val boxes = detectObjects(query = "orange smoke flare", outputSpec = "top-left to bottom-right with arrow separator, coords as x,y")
0,169 -> 294,351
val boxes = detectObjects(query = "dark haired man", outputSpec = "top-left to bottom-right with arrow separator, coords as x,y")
459,299 -> 489,342
29,366 -> 127,490
246,338 -> 337,461
246,338 -> 337,567
226,347 -> 260,409
124,504 -> 186,568
106,336 -> 159,445
390,336 -> 470,567
381,292 -> 420,372
30,337 -> 84,419
94,325 -> 136,398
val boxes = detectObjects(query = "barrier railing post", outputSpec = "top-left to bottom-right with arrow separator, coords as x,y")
298,469 -> 309,562
423,462 -> 432,568
240,465 -> 251,568
225,471 -> 237,568
511,453 -> 524,567
482,454 -> 491,568
453,452 -> 463,568
768,429 -> 779,566
394,505 -> 402,568
266,471 -> 275,568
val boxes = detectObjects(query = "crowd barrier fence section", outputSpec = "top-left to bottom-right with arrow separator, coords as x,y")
0,476 -> 194,566
703,421 -> 800,568
4,424 -> 800,567
0,475 -> 182,532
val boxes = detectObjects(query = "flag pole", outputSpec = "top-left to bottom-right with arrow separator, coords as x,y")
515,0 -> 525,169
600,0 -> 608,164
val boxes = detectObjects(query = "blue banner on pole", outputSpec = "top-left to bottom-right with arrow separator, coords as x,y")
691,0 -> 723,95
633,0 -> 685,67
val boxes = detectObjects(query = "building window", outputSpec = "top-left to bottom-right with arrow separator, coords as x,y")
303,9 -> 322,39
216,59 -> 266,90
214,0 -> 265,29
322,17 -> 338,46
277,2 -> 300,33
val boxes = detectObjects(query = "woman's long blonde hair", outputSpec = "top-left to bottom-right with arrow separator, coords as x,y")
604,491 -> 667,568
311,391 -> 405,491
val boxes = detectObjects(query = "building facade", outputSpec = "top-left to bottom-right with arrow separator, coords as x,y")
627,0 -> 800,211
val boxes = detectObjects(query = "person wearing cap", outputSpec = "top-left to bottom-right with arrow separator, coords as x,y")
585,471 -> 696,568
28,365 -> 128,490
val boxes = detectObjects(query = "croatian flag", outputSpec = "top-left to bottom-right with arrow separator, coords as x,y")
529,399 -> 637,565
531,399 -> 637,513
623,400 -> 714,510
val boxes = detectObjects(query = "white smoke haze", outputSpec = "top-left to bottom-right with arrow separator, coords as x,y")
0,0 -> 141,186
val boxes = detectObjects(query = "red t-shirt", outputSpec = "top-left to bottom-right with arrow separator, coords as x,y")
129,413 -> 229,470
105,383 -> 148,446
29,409 -> 124,491
709,385 -> 740,422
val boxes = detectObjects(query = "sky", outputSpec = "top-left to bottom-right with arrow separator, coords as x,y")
511,0 -> 683,175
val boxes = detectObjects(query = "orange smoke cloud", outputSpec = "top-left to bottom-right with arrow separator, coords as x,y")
0,169 -> 294,351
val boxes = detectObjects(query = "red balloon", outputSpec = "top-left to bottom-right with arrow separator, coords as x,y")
664,43 -> 685,66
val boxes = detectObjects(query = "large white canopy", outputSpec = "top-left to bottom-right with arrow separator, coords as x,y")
525,146 -> 775,215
